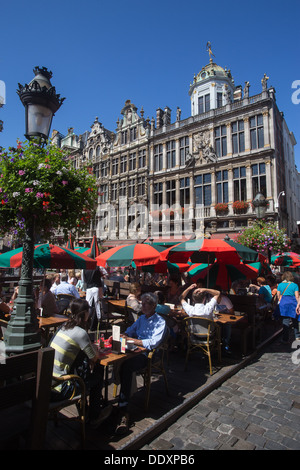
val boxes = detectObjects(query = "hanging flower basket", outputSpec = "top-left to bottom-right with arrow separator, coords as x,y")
232,200 -> 249,213
214,203 -> 229,215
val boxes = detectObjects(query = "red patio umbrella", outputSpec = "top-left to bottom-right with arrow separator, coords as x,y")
186,261 -> 259,290
96,243 -> 162,268
75,235 -> 101,259
0,244 -> 97,269
270,252 -> 300,267
161,238 -> 244,265
66,233 -> 74,250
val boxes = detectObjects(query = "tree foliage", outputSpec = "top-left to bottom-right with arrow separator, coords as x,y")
0,140 -> 98,240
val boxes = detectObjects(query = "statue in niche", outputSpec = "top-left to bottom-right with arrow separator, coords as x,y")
185,153 -> 195,167
176,107 -> 181,121
193,132 -> 217,164
126,109 -> 132,124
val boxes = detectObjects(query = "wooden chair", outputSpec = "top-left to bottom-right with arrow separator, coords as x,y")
184,317 -> 222,375
125,300 -> 139,325
0,347 -> 54,449
48,373 -> 86,449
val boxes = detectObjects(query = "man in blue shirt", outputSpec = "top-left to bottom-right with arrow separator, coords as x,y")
54,273 -> 80,298
114,292 -> 166,435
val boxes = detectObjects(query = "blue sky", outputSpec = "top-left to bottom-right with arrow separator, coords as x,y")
1,0 -> 299,167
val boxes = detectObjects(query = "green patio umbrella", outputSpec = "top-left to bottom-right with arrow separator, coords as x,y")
96,243 -> 162,268
186,261 -> 259,290
0,244 -> 97,269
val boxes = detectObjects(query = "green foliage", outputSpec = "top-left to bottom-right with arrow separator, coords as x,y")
0,140 -> 98,240
237,220 -> 291,255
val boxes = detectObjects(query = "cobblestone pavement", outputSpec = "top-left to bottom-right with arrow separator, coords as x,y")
142,337 -> 300,450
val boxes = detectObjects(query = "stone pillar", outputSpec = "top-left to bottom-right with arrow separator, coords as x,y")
226,123 -> 232,156
162,142 -> 167,171
265,160 -> 273,203
149,145 -> 153,173
244,117 -> 250,152
228,168 -> 234,205
175,138 -> 180,168
246,164 -> 252,201
211,171 -> 216,206
262,109 -> 270,148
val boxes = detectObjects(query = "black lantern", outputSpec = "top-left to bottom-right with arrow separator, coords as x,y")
17,66 -> 65,142
252,192 -> 268,219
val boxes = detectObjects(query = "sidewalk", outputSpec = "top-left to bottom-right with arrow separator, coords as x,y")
142,336 -> 300,450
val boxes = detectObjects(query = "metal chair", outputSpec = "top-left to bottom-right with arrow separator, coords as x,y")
184,316 -> 222,375
112,327 -> 170,411
139,326 -> 170,410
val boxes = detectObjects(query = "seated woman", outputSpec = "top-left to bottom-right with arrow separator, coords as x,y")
166,276 -> 184,306
155,290 -> 171,315
68,269 -> 77,286
126,282 -> 142,322
155,290 -> 178,339
249,277 -> 273,305
50,298 -> 112,428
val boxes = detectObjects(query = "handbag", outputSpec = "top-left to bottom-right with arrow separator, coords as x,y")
278,282 -> 291,303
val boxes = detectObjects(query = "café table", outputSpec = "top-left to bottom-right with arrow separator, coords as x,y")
96,342 -> 146,402
168,308 -> 246,326
38,314 -> 67,343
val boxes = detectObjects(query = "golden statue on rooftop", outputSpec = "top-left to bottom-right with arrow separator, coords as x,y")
206,41 -> 215,61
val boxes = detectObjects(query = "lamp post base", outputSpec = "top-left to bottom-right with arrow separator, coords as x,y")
4,277 -> 41,356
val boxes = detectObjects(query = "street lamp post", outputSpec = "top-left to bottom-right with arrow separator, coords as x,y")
252,192 -> 270,262
252,192 -> 268,220
4,67 -> 64,355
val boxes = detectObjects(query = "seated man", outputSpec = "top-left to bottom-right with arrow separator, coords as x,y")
115,292 -> 166,435
54,273 -> 80,298
179,283 -> 220,319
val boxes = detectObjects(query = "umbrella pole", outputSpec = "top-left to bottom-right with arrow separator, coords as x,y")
207,254 -> 209,288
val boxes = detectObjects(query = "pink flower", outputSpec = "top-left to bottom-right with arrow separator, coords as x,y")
62,180 -> 68,185
25,188 -> 33,193
36,192 -> 44,198
19,170 -> 25,176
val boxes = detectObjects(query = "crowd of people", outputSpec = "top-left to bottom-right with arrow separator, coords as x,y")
1,264 -> 300,437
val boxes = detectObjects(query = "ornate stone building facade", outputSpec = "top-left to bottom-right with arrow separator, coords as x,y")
53,58 -> 299,246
